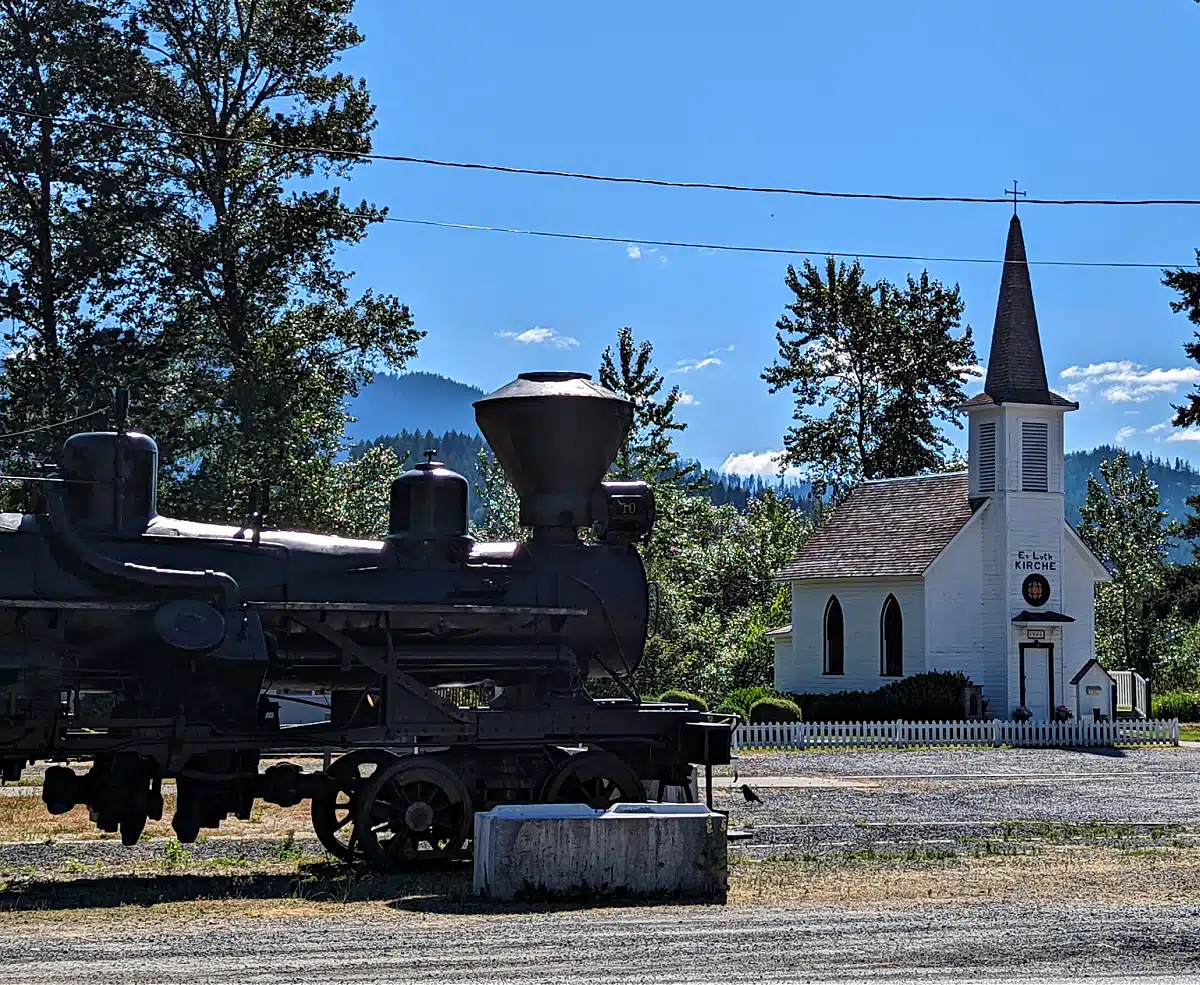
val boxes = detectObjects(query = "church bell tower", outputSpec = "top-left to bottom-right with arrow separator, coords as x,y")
962,208 -> 1079,717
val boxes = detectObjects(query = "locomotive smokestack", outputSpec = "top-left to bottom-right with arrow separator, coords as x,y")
474,372 -> 633,535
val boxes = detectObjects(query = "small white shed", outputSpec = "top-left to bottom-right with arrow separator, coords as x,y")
1070,659 -> 1114,722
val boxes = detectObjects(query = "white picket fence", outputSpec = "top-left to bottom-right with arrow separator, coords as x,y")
731,718 -> 1180,752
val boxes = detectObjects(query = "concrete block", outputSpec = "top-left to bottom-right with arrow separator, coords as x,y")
472,802 -> 727,902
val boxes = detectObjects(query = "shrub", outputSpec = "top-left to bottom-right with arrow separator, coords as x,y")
1152,691 -> 1200,721
656,689 -> 708,712
788,671 -> 976,722
717,685 -> 774,722
748,696 -> 803,723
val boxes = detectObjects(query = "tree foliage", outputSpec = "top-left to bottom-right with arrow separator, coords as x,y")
0,0 -> 161,486
599,327 -> 707,492
1078,450 -> 1176,677
762,257 -> 978,498
125,0 -> 421,527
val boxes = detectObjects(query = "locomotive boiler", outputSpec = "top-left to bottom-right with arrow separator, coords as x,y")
0,370 -> 731,869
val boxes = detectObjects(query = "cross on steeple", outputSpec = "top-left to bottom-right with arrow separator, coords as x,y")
1006,180 -> 1026,216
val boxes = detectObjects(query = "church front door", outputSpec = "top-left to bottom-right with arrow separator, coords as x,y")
1020,642 -> 1054,720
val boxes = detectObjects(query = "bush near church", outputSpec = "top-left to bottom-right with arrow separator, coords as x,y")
656,689 -> 708,711
787,671 -> 978,723
748,696 -> 803,723
714,686 -> 775,723
1153,691 -> 1200,721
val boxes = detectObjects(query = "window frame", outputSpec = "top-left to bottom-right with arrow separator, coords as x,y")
823,595 -> 845,676
880,594 -> 904,678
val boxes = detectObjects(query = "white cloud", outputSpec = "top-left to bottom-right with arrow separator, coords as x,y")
1167,428 -> 1200,443
1102,383 -> 1177,404
954,363 -> 985,382
1057,360 -> 1200,404
626,244 -> 641,260
1146,420 -> 1173,434
721,449 -> 797,477
672,356 -> 723,374
1060,361 -> 1137,380
496,326 -> 579,349
676,391 -> 698,406
1114,426 -> 1137,443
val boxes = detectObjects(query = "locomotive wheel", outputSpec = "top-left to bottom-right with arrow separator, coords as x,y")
538,750 -> 647,809
355,757 -> 473,871
311,750 -> 399,863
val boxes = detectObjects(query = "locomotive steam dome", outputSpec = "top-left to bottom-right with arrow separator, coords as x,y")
387,453 -> 469,542
59,431 -> 159,535
474,371 -> 633,531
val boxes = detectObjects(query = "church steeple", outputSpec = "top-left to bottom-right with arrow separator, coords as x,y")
983,214 -> 1055,405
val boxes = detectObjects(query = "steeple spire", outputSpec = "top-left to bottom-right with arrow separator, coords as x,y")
982,214 -> 1062,406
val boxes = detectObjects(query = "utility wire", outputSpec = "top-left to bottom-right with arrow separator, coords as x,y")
383,217 -> 1187,269
8,107 -> 1200,208
0,409 -> 105,441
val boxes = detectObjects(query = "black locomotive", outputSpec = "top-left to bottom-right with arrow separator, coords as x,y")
0,370 -> 731,868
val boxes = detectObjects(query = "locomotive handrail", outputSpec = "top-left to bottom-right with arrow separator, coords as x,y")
246,600 -> 588,616
44,479 -> 242,609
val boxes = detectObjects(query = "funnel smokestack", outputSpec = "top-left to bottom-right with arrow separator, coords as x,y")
474,372 -> 633,532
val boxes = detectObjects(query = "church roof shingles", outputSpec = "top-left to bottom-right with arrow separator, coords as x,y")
776,472 -> 981,581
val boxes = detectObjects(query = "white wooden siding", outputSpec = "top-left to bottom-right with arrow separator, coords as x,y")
777,578 -> 925,695
1062,527 -> 1100,687
923,509 -> 1005,703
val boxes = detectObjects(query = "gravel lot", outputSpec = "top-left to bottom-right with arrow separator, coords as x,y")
2,903 -> 1200,984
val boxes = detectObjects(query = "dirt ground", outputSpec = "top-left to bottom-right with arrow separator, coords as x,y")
3,746 -> 1200,982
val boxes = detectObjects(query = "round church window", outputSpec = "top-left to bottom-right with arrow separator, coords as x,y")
1022,573 -> 1050,607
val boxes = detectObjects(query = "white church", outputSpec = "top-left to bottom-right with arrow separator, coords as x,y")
771,213 -> 1114,722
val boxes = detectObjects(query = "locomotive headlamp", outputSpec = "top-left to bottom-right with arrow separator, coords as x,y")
592,480 -> 655,544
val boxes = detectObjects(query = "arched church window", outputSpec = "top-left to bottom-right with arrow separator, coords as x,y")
881,595 -> 903,677
823,596 -> 844,675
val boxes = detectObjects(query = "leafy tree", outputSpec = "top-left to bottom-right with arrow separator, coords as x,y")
762,257 -> 977,498
1164,250 -> 1200,547
1078,451 -> 1176,678
599,327 -> 707,492
327,444 -> 404,539
127,0 -> 422,527
470,445 -> 520,541
0,1 -> 160,487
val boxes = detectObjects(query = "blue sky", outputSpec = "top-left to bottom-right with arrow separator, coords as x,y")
332,0 -> 1200,475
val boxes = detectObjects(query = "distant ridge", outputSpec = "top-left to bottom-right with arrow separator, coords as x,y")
346,371 -> 486,442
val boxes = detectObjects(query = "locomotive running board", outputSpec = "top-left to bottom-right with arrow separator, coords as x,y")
248,601 -> 587,616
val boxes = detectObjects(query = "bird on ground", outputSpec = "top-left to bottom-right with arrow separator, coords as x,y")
741,784 -> 761,804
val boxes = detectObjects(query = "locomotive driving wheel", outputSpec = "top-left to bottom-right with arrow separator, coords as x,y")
355,757 -> 473,871
538,749 -> 647,809
311,750 -> 399,863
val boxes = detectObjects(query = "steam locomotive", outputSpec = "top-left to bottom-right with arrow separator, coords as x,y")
0,371 -> 731,869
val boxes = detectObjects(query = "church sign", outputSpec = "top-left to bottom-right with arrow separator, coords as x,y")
1010,549 -> 1060,611
1013,550 -> 1057,572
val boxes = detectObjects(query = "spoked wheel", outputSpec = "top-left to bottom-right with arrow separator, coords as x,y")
356,757 -> 473,871
538,749 -> 647,809
311,749 -> 399,862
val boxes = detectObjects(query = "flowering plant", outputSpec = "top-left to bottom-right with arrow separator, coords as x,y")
1012,705 -> 1033,722
1052,704 -> 1073,723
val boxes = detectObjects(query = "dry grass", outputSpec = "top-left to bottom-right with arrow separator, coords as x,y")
0,795 -> 315,843
2,843 -> 1199,927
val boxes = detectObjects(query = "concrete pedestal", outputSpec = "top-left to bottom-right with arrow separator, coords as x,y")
472,802 -> 727,902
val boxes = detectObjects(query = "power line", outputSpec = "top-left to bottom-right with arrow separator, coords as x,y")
8,107 -> 1200,208
0,409 -> 105,441
382,217 -> 1187,269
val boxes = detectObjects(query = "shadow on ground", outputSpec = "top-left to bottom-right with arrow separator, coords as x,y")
0,862 -> 726,913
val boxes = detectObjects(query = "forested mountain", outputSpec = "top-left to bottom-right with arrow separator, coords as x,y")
1065,446 -> 1200,561
346,375 -> 1200,555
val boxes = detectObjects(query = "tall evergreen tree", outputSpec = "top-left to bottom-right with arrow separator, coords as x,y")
763,257 -> 977,498
599,326 -> 707,492
127,0 -> 422,527
0,1 -> 160,482
1164,250 -> 1200,546
1078,451 -> 1175,678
